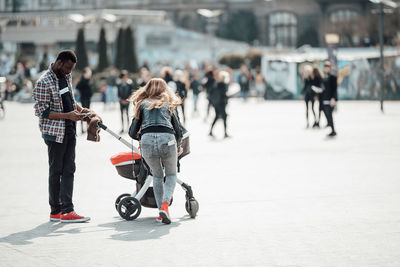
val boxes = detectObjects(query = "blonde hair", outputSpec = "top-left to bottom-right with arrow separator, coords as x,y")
129,78 -> 182,118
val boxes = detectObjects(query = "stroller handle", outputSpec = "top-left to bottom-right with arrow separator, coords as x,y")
97,121 -> 141,154
97,121 -> 107,130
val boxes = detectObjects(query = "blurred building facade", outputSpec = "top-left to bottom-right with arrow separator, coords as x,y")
1,0 -> 399,48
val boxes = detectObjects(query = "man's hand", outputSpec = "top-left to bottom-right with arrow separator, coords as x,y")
66,111 -> 86,121
330,98 -> 336,108
81,108 -> 91,114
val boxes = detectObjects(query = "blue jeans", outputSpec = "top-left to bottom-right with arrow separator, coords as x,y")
140,133 -> 177,209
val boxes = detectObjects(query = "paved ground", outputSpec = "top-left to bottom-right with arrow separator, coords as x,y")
0,96 -> 400,267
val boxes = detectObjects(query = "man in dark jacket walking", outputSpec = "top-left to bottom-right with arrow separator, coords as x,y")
321,61 -> 338,137
76,67 -> 93,134
118,70 -> 134,133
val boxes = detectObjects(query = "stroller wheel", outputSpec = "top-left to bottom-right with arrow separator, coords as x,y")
115,193 -> 131,211
185,199 -> 199,218
117,197 -> 142,221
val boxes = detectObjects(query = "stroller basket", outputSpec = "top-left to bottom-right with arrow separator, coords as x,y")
110,152 -> 141,180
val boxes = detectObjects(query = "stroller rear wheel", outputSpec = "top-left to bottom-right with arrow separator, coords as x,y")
185,199 -> 199,218
115,193 -> 131,211
117,197 -> 142,221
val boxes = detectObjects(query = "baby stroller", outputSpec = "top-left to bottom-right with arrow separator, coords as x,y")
98,121 -> 199,221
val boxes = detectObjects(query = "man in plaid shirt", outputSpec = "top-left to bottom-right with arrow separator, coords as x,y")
33,50 -> 91,223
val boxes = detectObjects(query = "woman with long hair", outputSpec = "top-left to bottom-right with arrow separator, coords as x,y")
301,65 -> 316,128
312,66 -> 323,128
129,78 -> 183,224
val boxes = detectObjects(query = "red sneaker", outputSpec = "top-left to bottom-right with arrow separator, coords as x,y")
50,212 -> 61,222
156,216 -> 162,223
159,201 -> 171,224
60,211 -> 90,223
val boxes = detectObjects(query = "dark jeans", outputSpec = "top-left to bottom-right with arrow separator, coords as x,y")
323,104 -> 335,132
120,103 -> 129,130
45,133 -> 76,214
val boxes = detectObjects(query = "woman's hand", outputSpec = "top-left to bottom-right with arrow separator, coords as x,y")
178,146 -> 183,156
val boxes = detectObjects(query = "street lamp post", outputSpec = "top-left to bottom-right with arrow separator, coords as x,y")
369,0 -> 398,113
378,2 -> 385,112
197,9 -> 223,64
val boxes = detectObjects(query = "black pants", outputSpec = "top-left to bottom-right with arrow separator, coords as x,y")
81,97 -> 91,109
323,104 -> 335,132
45,133 -> 76,214
210,105 -> 227,134
120,103 -> 129,130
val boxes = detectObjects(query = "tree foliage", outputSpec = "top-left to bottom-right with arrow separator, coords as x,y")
75,28 -> 88,71
217,10 -> 258,44
123,26 -> 138,73
97,27 -> 109,72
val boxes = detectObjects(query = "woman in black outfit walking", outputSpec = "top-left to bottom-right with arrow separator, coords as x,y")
311,66 -> 323,128
209,71 -> 230,138
301,65 -> 316,128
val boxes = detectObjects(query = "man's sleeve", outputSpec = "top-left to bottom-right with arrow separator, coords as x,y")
32,80 -> 51,118
332,75 -> 338,101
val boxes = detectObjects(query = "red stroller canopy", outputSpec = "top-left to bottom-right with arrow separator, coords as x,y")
110,151 -> 141,165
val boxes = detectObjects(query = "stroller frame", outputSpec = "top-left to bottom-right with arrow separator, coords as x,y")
98,121 -> 199,221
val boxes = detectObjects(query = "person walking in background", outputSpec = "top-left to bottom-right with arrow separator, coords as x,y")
138,67 -> 152,87
190,72 -> 202,116
174,70 -> 188,123
320,61 -> 338,137
105,68 -> 118,110
161,66 -> 176,93
203,68 -> 216,121
32,50 -> 91,223
254,67 -> 266,101
301,65 -> 316,128
311,66 -> 323,128
238,65 -> 251,101
75,67 -> 93,134
209,71 -> 230,138
128,78 -> 183,224
117,70 -> 134,134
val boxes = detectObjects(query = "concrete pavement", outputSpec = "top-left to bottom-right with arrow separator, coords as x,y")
0,97 -> 400,267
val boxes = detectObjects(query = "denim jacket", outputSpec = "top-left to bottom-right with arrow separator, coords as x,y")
140,101 -> 174,130
129,101 -> 184,145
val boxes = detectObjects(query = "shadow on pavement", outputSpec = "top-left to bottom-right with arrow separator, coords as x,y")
0,222 -> 68,245
98,215 -> 193,241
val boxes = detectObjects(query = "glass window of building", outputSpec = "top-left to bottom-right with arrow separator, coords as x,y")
329,9 -> 359,23
269,12 -> 297,47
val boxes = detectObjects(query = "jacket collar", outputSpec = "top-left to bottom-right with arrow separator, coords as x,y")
48,63 -> 72,81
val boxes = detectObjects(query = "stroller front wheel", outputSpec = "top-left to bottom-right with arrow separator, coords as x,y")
117,197 -> 142,221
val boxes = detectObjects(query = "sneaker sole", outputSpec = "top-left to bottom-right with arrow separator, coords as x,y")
159,210 -> 171,224
50,218 -> 60,222
60,217 -> 90,223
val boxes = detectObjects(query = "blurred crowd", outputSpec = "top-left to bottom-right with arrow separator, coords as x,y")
0,56 -> 270,137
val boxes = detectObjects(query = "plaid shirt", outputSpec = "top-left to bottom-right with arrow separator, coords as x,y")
32,65 -> 77,143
